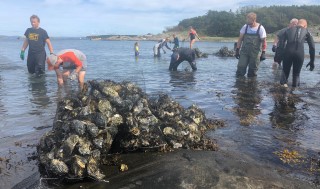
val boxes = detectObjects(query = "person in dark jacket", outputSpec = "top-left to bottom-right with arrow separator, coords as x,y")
169,48 -> 197,71
279,19 -> 315,88
172,34 -> 179,50
272,18 -> 298,67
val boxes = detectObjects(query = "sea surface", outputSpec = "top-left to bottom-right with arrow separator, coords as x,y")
1,38 -> 320,187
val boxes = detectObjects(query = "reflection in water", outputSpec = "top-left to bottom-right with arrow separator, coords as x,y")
169,71 -> 196,90
232,77 -> 262,126
269,86 -> 306,130
28,75 -> 50,115
0,75 -> 6,115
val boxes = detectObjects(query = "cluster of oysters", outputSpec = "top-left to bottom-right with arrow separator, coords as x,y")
37,80 -> 224,181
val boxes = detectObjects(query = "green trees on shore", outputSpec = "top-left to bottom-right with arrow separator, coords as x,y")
166,5 -> 320,37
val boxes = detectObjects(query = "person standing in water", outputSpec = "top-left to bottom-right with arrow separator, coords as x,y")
189,26 -> 200,49
172,34 -> 179,50
20,15 -> 54,76
272,18 -> 298,68
134,42 -> 139,56
46,49 -> 87,90
235,12 -> 267,77
279,19 -> 315,88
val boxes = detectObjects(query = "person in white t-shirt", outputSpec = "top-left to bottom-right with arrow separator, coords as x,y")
235,12 -> 267,77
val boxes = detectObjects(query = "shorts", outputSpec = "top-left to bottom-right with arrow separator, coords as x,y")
61,61 -> 87,71
190,34 -> 195,40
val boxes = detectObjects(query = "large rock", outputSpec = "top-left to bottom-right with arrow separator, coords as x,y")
37,80 -> 224,181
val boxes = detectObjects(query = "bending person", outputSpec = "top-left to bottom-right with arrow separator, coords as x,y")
279,19 -> 315,88
153,38 -> 171,57
169,48 -> 197,71
46,49 -> 87,89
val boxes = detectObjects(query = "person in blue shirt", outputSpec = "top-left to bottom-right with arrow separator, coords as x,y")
172,34 -> 179,50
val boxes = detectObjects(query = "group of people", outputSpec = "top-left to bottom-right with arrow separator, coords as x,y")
235,12 -> 315,88
21,13 -> 316,91
20,15 -> 87,89
150,26 -> 201,71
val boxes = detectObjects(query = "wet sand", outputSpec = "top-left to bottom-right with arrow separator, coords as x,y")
1,128 -> 317,189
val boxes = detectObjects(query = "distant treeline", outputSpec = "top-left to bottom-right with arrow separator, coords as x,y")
166,5 -> 320,37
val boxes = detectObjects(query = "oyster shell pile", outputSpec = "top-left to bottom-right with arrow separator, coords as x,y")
37,80 -> 224,181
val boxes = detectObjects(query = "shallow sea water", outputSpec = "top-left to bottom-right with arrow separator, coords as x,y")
1,37 -> 320,187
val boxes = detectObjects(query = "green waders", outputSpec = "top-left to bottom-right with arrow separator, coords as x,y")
236,25 -> 262,77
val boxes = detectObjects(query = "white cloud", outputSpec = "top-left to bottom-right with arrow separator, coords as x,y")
0,0 -> 319,36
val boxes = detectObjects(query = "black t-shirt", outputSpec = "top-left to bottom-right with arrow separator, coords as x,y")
24,27 -> 49,53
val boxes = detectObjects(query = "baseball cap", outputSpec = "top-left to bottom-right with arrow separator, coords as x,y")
46,54 -> 58,70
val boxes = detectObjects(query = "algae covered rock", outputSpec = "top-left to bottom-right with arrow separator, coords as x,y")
215,46 -> 235,57
37,80 -> 224,182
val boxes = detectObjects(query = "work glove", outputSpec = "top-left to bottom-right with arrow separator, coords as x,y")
68,71 -> 78,80
235,48 -> 240,59
20,50 -> 25,60
260,51 -> 266,61
306,61 -> 314,71
272,45 -> 277,52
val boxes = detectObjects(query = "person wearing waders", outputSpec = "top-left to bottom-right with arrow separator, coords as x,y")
20,15 -> 54,76
235,12 -> 267,77
169,47 -> 197,71
278,19 -> 315,88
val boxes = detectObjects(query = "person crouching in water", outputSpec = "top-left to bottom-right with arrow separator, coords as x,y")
46,49 -> 87,89
279,19 -> 315,88
169,47 -> 197,71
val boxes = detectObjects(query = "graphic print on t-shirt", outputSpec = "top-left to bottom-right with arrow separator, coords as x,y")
28,33 -> 39,41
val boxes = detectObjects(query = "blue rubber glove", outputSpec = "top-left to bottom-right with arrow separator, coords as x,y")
20,50 -> 25,60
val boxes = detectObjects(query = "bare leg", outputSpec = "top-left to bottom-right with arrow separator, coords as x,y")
78,71 -> 86,90
190,39 -> 196,49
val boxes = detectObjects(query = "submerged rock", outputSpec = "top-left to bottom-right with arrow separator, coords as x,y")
37,80 -> 224,182
194,48 -> 209,58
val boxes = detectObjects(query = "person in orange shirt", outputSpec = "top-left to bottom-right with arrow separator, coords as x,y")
189,26 -> 200,49
46,49 -> 87,89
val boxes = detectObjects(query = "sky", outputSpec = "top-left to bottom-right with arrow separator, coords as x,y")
0,0 -> 319,37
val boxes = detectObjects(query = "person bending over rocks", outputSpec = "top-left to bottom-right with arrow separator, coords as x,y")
47,49 -> 87,89
169,48 -> 197,71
